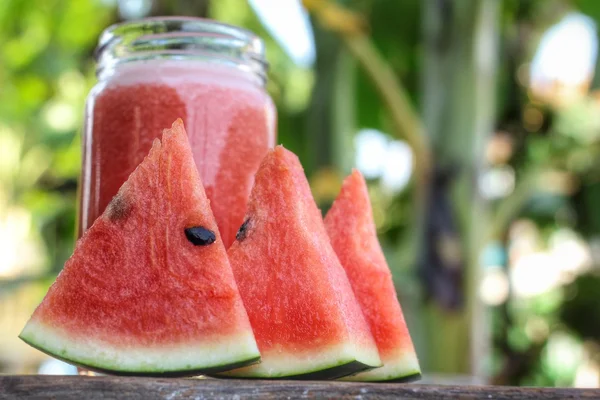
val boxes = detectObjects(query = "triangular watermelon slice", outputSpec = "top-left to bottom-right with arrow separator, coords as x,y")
20,119 -> 260,376
324,170 -> 421,382
219,146 -> 382,379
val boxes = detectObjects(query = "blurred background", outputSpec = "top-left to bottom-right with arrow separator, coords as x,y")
1,0 -> 600,387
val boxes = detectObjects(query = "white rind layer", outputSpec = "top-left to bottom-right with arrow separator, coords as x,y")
20,320 -> 260,374
221,341 -> 382,378
341,350 -> 420,381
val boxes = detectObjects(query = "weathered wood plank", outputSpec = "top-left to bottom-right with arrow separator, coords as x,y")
1,376 -> 599,400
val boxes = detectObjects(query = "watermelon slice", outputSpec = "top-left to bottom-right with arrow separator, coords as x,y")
19,119 -> 260,376
324,170 -> 421,382
219,146 -> 382,379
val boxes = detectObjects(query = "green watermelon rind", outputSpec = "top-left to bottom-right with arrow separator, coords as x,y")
20,320 -> 261,377
342,369 -> 422,383
340,351 -> 421,382
378,373 -> 422,383
214,359 -> 376,380
216,342 -> 381,380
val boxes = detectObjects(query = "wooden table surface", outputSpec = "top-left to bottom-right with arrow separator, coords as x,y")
2,376 -> 600,399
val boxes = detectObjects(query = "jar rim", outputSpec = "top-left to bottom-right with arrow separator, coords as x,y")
95,17 -> 268,84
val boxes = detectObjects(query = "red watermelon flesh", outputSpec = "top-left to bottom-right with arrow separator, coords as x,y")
19,120 -> 260,376
220,146 -> 381,379
324,170 -> 421,382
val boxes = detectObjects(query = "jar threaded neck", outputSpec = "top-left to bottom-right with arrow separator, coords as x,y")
95,17 -> 268,85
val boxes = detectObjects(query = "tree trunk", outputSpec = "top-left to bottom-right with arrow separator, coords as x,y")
152,0 -> 210,17
305,22 -> 350,177
420,0 -> 499,377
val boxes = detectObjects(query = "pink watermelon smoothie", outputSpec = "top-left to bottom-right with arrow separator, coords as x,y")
20,120 -> 260,375
81,60 -> 276,247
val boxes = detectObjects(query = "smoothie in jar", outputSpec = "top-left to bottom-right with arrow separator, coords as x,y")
80,18 -> 276,248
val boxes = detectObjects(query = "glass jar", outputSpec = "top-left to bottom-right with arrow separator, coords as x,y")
80,17 -> 276,248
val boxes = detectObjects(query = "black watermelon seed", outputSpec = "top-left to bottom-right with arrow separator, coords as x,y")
236,219 -> 251,241
185,227 -> 216,246
106,192 -> 132,221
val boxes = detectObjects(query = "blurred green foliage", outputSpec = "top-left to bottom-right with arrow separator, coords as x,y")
0,0 -> 114,277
